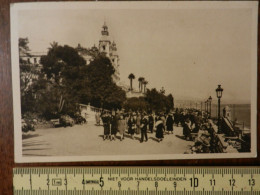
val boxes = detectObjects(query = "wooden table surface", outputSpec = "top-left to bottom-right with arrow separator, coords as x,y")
0,1 -> 259,195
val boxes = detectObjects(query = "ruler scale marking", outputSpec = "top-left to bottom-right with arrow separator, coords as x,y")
13,168 -> 260,195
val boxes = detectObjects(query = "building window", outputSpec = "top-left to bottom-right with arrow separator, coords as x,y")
27,58 -> 30,64
34,58 -> 37,64
103,45 -> 106,51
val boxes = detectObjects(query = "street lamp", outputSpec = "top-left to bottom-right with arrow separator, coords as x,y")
208,96 -> 212,118
206,100 -> 209,114
216,85 -> 223,133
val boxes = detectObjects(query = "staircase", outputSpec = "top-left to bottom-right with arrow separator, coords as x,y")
79,103 -> 109,122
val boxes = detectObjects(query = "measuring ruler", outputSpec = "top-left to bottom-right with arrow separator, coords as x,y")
13,167 -> 260,195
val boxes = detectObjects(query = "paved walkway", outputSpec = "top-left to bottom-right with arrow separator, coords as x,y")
22,122 -> 193,157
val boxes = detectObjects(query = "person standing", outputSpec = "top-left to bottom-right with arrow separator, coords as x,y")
135,112 -> 141,134
155,117 -> 165,142
117,114 -> 126,141
140,114 -> 149,142
148,113 -> 154,133
101,112 -> 111,140
110,113 -> 119,141
161,113 -> 166,134
95,111 -> 101,126
174,111 -> 180,127
128,114 -> 136,139
183,118 -> 192,141
166,113 -> 174,134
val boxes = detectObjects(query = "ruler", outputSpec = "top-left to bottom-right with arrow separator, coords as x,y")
13,167 -> 260,195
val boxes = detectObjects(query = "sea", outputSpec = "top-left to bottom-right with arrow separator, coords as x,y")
210,104 -> 251,129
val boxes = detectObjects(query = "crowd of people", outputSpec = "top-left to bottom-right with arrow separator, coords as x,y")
94,108 -> 237,153
95,111 -> 175,143
95,108 -> 207,143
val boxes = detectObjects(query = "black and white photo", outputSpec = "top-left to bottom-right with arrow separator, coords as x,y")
11,1 -> 258,162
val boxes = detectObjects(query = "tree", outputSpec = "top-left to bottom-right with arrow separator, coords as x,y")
138,77 -> 144,92
41,44 -> 86,84
128,73 -> 135,91
123,97 -> 149,112
21,42 -> 127,120
143,80 -> 148,93
166,94 -> 174,112
38,44 -> 87,117
145,88 -> 173,113
48,41 -> 58,50
86,56 -> 126,110
160,87 -> 165,94
19,37 -> 31,93
19,37 -> 42,116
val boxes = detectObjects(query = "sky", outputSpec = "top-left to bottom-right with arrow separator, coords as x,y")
17,3 -> 256,104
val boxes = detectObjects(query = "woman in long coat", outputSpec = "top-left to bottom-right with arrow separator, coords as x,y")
166,114 -> 174,134
110,114 -> 118,141
101,113 -> 111,140
155,118 -> 164,142
128,115 -> 136,139
117,114 -> 126,141
148,114 -> 154,133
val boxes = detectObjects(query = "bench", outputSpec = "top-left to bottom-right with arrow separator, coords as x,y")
50,119 -> 60,127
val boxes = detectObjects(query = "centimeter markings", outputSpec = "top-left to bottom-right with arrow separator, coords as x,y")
13,167 -> 260,175
13,167 -> 260,195
12,190 -> 260,195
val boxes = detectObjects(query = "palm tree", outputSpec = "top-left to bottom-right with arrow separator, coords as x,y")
128,73 -> 135,91
48,41 -> 59,51
138,77 -> 144,92
143,80 -> 148,93
160,87 -> 165,94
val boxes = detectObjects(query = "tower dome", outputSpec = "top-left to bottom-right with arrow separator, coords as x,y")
101,22 -> 109,37
99,22 -> 111,56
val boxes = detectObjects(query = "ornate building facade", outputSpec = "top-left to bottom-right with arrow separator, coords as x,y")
77,22 -> 120,83
99,22 -> 120,83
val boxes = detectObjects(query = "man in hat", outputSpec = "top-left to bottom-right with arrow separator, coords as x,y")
110,111 -> 119,141
140,113 -> 148,143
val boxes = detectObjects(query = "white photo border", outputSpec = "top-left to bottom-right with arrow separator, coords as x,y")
11,1 -> 258,163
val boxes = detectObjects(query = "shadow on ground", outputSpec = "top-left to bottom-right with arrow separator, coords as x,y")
149,137 -> 160,142
175,135 -> 186,140
23,154 -> 52,157
22,133 -> 41,140
23,148 -> 51,151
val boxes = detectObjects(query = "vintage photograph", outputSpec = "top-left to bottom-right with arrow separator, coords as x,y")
11,1 -> 258,162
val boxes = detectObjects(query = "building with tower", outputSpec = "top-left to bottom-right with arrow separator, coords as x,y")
77,22 -> 120,83
98,22 -> 120,82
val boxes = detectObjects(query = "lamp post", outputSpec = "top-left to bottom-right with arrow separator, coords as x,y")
201,102 -> 203,112
216,85 -> 223,133
206,100 -> 209,114
208,96 -> 212,118
204,101 -> 207,113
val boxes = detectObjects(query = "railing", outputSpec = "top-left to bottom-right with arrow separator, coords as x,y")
79,103 -> 110,114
